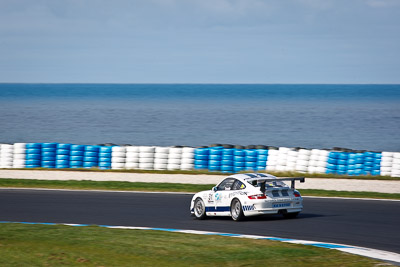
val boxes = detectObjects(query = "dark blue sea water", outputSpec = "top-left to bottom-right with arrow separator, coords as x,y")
0,84 -> 399,151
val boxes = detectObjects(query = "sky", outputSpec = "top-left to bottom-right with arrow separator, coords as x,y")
0,0 -> 399,84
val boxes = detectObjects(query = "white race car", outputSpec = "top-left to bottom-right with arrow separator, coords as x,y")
190,173 -> 305,221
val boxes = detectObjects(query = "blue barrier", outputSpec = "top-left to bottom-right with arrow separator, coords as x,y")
83,145 -> 99,169
25,143 -> 41,168
324,151 -> 382,176
69,145 -> 84,168
194,148 -> 210,170
98,146 -> 112,169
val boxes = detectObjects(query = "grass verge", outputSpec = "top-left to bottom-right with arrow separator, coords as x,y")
0,178 -> 399,200
0,223 -> 391,266
4,167 -> 400,180
299,189 -> 400,200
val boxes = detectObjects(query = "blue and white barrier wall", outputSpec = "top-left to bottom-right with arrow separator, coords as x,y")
0,143 -> 399,177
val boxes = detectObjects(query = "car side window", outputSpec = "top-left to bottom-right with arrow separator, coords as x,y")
217,178 -> 235,191
232,180 -> 246,190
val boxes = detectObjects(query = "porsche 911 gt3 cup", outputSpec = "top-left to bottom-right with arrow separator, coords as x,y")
190,173 -> 305,221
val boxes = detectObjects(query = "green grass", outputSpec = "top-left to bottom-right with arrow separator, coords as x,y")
5,167 -> 400,180
0,178 -> 212,192
299,189 -> 400,199
0,178 -> 399,200
0,223 -> 391,266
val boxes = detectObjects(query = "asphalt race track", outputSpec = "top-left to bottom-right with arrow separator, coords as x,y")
0,189 -> 399,254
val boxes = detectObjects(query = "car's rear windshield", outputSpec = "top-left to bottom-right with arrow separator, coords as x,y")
247,180 -> 288,188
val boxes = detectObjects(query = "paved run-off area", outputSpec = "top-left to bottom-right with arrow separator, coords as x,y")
0,170 -> 399,194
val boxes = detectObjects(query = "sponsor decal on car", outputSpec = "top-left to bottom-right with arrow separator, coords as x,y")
273,203 -> 291,208
270,198 -> 296,202
228,191 -> 248,198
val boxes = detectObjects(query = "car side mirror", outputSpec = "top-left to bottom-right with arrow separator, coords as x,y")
212,186 -> 217,192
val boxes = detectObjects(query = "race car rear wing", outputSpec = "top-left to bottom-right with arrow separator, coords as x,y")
257,177 -> 305,192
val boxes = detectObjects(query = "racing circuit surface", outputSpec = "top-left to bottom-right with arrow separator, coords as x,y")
0,188 -> 399,254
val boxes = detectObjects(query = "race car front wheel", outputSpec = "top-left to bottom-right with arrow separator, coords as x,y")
230,198 -> 245,221
194,198 -> 207,219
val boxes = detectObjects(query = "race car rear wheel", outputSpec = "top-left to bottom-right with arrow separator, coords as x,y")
230,198 -> 245,221
194,198 -> 207,219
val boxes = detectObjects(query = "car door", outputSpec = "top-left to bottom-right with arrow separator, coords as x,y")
227,179 -> 247,202
215,178 -> 246,209
213,178 -> 236,212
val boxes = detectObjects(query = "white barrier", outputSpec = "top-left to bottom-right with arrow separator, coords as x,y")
0,144 -> 14,168
13,143 -> 26,168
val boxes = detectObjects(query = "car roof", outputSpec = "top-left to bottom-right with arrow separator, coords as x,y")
227,173 -> 278,183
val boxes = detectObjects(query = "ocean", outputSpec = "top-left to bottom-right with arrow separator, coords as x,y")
0,83 -> 399,152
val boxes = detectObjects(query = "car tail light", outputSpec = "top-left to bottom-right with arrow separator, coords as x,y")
248,194 -> 267,200
294,191 -> 301,197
